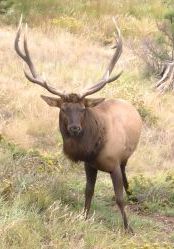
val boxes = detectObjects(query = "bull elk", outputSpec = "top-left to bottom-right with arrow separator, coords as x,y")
15,16 -> 142,232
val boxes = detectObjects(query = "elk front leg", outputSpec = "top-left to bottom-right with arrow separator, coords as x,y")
110,166 -> 133,233
84,163 -> 98,219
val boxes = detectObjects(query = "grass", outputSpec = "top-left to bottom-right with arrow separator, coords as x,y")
1,0 -> 172,41
0,138 -> 174,249
0,1 -> 174,248
0,23 -> 164,149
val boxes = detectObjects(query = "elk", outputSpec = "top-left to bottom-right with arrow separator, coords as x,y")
15,16 -> 142,232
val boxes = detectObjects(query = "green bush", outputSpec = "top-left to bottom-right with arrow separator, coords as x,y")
0,0 -> 13,15
129,173 -> 174,215
52,16 -> 83,33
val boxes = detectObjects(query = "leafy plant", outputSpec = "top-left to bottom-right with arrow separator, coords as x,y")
52,16 -> 83,33
129,174 -> 174,214
0,0 -> 13,15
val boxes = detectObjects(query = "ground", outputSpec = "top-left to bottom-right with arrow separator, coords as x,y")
0,4 -> 174,248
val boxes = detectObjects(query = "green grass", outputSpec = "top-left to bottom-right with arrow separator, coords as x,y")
1,0 -> 173,40
0,1 -> 174,248
0,138 -> 174,248
129,174 -> 174,215
6,0 -> 172,21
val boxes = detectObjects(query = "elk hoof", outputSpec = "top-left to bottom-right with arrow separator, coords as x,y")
83,210 -> 89,220
125,225 -> 134,235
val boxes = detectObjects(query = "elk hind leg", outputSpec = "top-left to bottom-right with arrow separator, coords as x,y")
120,160 -> 132,197
110,166 -> 133,232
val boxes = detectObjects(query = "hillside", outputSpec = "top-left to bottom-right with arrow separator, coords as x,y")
0,1 -> 174,248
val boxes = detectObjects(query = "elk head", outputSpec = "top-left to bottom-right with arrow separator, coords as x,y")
15,16 -> 123,138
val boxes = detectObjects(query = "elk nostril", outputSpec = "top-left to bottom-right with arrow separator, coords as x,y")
70,126 -> 81,132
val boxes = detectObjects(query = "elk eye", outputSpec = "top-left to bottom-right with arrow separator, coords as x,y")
61,108 -> 66,113
80,108 -> 85,113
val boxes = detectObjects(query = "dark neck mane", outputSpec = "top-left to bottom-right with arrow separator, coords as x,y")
59,109 -> 105,162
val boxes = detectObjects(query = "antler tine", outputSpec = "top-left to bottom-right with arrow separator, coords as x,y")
80,71 -> 123,97
80,17 -> 123,99
14,15 -> 26,61
23,23 -> 37,78
102,17 -> 122,81
15,16 -> 66,98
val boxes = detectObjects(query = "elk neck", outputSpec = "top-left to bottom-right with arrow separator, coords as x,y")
59,108 -> 105,162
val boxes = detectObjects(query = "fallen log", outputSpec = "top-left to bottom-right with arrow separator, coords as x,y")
155,61 -> 174,93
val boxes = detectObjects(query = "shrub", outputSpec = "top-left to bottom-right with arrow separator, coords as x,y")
52,16 -> 83,33
0,0 -> 13,15
129,173 -> 174,214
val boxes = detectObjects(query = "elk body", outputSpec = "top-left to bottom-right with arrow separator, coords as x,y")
15,17 -> 142,232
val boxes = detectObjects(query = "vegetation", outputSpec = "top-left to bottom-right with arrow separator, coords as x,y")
138,6 -> 174,93
0,0 -> 174,248
0,138 -> 174,248
0,0 -> 13,15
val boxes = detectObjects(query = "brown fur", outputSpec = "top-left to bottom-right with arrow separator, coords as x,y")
41,96 -> 142,232
15,18 -> 142,231
62,93 -> 81,103
60,108 -> 105,162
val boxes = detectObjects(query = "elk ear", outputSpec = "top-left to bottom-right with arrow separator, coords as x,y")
84,98 -> 105,107
40,95 -> 62,108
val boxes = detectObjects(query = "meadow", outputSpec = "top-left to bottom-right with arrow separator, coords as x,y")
0,0 -> 174,248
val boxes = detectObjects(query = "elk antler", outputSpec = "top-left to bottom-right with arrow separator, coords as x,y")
80,17 -> 123,99
14,15 -> 66,98
15,16 -> 123,99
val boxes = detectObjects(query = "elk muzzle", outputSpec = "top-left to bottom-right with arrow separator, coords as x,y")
68,124 -> 83,137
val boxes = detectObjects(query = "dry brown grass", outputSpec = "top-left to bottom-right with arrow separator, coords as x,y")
0,24 -> 129,148
0,19 -> 174,249
0,23 -> 174,175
